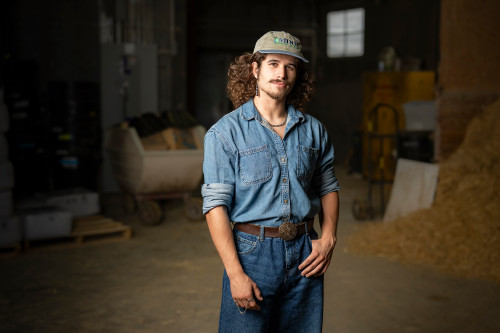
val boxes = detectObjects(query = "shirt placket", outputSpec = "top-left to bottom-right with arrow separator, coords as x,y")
258,117 -> 291,223
275,137 -> 290,223
258,111 -> 301,224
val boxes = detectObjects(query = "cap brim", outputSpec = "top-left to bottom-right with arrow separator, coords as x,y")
258,50 -> 309,63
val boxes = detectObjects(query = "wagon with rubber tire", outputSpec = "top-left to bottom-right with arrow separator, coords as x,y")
105,125 -> 206,225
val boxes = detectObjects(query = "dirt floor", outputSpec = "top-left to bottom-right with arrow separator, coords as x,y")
1,167 -> 500,332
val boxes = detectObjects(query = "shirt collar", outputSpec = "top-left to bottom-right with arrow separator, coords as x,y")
239,99 -> 305,123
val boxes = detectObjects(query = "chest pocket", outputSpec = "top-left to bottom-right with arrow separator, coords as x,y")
239,145 -> 272,185
296,144 -> 319,180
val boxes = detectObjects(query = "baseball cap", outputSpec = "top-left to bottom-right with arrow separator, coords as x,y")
253,31 -> 309,63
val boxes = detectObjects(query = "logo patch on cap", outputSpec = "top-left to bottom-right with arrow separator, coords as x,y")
274,37 -> 300,50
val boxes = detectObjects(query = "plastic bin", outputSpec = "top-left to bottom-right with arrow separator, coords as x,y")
22,207 -> 73,241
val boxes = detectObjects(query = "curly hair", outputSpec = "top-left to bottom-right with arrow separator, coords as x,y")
226,52 -> 315,111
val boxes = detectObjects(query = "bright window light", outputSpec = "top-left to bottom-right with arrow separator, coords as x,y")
327,8 -> 365,58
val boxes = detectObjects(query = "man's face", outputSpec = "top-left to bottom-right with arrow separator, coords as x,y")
253,54 -> 298,101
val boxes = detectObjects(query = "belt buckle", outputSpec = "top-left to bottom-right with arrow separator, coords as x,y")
279,222 -> 297,241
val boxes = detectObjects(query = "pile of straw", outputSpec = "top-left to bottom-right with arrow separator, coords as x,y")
347,99 -> 500,283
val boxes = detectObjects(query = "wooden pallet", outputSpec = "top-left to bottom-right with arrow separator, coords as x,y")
24,215 -> 132,250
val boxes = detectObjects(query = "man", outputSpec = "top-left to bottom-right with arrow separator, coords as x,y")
202,31 -> 340,332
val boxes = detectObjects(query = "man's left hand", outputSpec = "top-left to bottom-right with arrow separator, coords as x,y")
298,236 -> 336,277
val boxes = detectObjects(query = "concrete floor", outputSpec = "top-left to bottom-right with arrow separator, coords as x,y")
1,167 -> 500,332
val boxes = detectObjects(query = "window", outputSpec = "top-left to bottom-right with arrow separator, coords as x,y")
327,8 -> 365,58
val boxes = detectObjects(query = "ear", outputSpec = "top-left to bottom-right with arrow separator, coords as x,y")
251,62 -> 259,79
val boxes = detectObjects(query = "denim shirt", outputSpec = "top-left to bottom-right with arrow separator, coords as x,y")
202,99 -> 340,227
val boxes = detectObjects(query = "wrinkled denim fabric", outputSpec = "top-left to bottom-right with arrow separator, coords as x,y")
219,228 -> 324,333
202,99 -> 340,227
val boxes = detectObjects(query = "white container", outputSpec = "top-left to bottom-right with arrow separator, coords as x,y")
45,189 -> 100,217
0,101 -> 8,133
0,191 -> 13,217
402,100 -> 437,131
0,162 -> 14,190
0,216 -> 22,247
22,207 -> 73,241
0,134 -> 7,162
105,126 -> 205,194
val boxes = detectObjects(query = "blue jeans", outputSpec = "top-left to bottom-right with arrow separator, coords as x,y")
219,226 -> 324,333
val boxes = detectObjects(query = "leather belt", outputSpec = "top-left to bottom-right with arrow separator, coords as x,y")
234,220 -> 314,241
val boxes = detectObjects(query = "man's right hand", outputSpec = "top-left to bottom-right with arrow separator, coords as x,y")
205,206 -> 263,311
229,271 -> 263,311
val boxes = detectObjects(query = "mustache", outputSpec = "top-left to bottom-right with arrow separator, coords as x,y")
269,79 -> 289,85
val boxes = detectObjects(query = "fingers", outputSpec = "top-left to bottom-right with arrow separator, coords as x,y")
299,250 -> 332,277
246,297 -> 261,311
232,282 -> 262,311
301,257 -> 322,277
302,258 -> 330,277
298,253 -> 313,271
233,295 -> 260,311
252,283 -> 264,301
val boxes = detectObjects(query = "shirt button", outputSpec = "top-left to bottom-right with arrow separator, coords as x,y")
283,178 -> 287,183
281,157 -> 285,163
284,199 -> 288,204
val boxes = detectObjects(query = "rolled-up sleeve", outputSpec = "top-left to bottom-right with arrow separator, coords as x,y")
313,125 -> 340,197
202,183 -> 234,214
201,128 -> 236,214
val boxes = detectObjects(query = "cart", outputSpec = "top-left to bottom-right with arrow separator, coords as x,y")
105,125 -> 206,225
352,103 -> 399,220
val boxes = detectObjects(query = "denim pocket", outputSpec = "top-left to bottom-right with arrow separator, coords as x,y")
239,145 -> 272,185
297,145 -> 319,180
235,232 -> 259,255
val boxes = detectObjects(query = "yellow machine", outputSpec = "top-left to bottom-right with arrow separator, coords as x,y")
361,71 -> 435,180
353,71 -> 435,220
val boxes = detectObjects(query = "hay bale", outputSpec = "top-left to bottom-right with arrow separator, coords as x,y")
347,99 -> 500,283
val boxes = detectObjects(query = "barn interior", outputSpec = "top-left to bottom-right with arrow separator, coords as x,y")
0,0 -> 499,332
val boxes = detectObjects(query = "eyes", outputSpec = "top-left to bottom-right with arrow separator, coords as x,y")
268,62 -> 296,72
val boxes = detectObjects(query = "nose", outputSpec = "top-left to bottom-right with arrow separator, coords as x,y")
277,65 -> 287,80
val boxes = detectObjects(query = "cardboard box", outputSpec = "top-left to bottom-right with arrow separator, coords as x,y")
22,207 -> 73,241
0,216 -> 22,247
141,132 -> 169,151
161,126 -> 203,150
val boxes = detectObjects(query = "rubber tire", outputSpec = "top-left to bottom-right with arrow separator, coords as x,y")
138,200 -> 163,226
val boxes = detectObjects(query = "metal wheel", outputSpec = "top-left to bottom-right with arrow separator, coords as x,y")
352,198 -> 374,221
184,197 -> 204,221
138,200 -> 163,226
